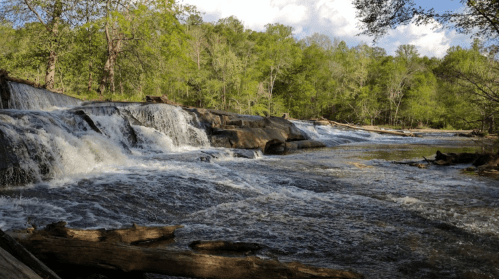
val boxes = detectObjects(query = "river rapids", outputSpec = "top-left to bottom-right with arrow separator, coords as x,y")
0,82 -> 498,278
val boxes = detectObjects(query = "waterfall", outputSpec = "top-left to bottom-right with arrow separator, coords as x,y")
7,82 -> 82,110
0,110 -> 129,186
80,102 -> 210,148
119,104 -> 209,148
0,99 -> 211,187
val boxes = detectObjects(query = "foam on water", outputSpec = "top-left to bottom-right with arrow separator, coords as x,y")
0,101 -> 213,187
292,120 -> 420,146
118,104 -> 210,148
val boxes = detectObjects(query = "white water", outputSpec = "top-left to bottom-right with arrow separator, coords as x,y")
1,92 -> 498,278
7,82 -> 82,110
292,120 -> 420,146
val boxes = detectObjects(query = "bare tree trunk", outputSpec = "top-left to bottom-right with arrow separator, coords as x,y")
88,63 -> 93,92
45,0 -> 62,90
99,20 -> 121,95
45,50 -> 57,89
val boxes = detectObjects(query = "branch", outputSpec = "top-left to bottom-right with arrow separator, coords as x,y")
23,0 -> 50,33
468,3 -> 499,38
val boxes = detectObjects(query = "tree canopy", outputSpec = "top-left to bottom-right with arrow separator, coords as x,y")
354,0 -> 499,45
0,1 -> 497,132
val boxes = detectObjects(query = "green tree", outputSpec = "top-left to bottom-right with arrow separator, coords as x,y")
256,23 -> 301,115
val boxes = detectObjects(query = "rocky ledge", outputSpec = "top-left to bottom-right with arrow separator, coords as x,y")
184,107 -> 325,154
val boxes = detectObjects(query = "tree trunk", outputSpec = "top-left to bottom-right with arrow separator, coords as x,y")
44,1 -> 63,90
45,50 -> 57,90
99,3 -> 122,95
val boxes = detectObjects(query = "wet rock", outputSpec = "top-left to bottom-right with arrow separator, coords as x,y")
435,150 -> 499,167
0,125 -> 38,187
199,149 -> 261,162
71,106 -> 138,148
284,140 -> 326,151
185,107 -> 314,154
146,95 -> 169,104
473,153 -> 499,167
435,151 -> 481,165
73,110 -> 102,134
232,149 -> 261,159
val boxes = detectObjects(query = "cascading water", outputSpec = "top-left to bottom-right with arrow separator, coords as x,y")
7,82 -> 82,110
0,90 -> 210,186
1,84 -> 498,278
292,120 -> 419,146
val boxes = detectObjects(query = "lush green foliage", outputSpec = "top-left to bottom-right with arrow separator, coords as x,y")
0,1 -> 497,131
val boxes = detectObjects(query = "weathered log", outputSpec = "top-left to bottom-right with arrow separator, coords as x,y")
40,221 -> 183,244
0,246 -> 42,279
189,240 -> 262,253
0,229 -> 61,279
8,231 -> 363,279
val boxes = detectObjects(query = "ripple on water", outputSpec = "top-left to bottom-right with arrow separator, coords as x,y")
1,139 -> 498,278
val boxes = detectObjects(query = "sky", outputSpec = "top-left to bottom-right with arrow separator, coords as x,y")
180,0 -> 472,58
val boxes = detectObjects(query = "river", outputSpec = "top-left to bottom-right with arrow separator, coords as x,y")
0,82 -> 498,278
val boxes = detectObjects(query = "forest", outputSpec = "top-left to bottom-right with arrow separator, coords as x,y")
0,0 -> 498,131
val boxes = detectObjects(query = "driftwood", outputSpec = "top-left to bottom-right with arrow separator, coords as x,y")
38,221 -> 183,244
0,246 -> 42,279
189,240 -> 263,253
0,229 -> 61,279
327,121 -> 415,137
7,223 -> 363,279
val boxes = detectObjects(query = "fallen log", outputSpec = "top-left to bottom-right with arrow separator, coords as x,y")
328,121 -> 414,137
0,246 -> 42,279
8,223 -> 364,279
0,229 -> 61,279
189,240 -> 263,253
39,221 -> 183,244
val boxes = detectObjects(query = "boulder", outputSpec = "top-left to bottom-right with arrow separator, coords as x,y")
185,107 -> 314,154
0,126 -> 37,187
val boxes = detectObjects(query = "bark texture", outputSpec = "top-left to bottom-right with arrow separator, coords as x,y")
7,222 -> 363,279
0,247 -> 42,279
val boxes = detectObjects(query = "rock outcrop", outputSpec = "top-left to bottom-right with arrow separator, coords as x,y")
184,108 -> 324,154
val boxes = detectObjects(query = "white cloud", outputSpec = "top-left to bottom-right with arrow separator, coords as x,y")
181,0 -> 470,58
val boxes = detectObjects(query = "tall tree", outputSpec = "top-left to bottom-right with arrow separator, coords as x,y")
1,0 -> 87,89
257,23 -> 301,115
